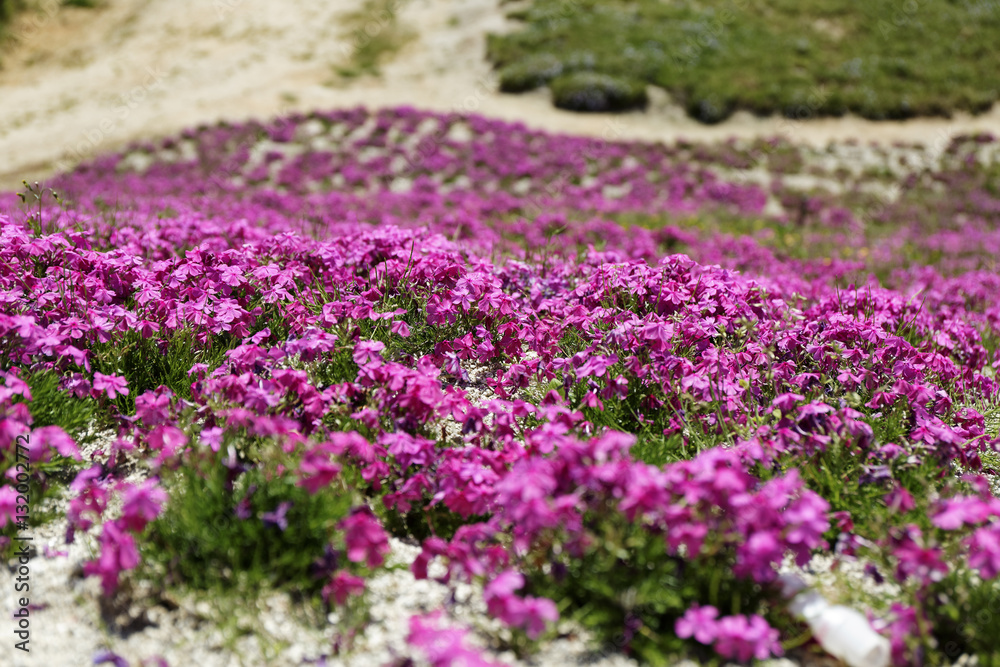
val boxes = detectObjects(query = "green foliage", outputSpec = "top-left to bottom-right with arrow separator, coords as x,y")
927,571 -> 1000,666
335,0 -> 415,79
498,53 -> 565,92
308,345 -> 360,389
90,329 -> 235,413
378,501 -> 488,543
489,0 -> 1000,121
141,446 -> 358,597
550,72 -> 648,112
0,370 -> 93,558
19,369 -> 97,439
525,514 -> 786,665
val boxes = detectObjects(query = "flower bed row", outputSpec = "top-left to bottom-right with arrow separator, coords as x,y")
2,107 -> 1000,665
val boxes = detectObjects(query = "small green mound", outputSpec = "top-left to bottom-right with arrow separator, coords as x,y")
684,94 -> 736,125
498,53 -> 565,92
550,72 -> 648,112
142,449 -> 358,596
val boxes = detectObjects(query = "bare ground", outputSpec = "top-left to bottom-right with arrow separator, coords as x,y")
1,0 -> 1000,192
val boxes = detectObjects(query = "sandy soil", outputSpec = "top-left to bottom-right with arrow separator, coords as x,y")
2,0 -> 1000,192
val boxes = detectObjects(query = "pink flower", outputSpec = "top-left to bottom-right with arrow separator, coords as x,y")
519,597 -> 558,639
146,425 -> 188,460
353,340 -> 386,367
407,611 -> 508,667
92,373 -> 129,400
296,448 -> 342,494
932,496 -> 997,530
884,486 -> 915,512
200,426 -> 224,452
323,570 -> 366,606
15,425 -> 81,464
675,604 -> 719,645
713,613 -> 783,661
892,526 -> 949,585
771,392 -> 805,413
220,264 -> 246,287
483,570 -> 558,639
0,486 -> 18,528
33,425 -> 81,461
135,388 -> 174,426
93,651 -> 130,667
339,508 -> 389,569
968,523 -> 1000,580
484,570 -> 524,617
119,480 -> 167,533
783,492 -> 831,552
83,520 -> 140,595
261,501 -> 292,531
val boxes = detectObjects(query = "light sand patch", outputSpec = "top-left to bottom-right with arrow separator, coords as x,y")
2,0 -> 1000,191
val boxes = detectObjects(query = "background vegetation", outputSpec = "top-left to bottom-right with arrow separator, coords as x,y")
488,0 -> 1000,121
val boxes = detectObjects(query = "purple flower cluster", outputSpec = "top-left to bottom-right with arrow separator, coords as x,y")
676,604 -> 783,661
2,107 -> 1000,664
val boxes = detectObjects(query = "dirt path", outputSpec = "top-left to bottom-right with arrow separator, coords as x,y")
1,0 -> 999,192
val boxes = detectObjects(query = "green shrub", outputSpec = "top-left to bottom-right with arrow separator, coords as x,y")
550,72 -> 647,112
684,94 -> 736,125
90,328 -> 238,414
523,503 -> 790,665
928,571 -> 1000,666
141,447 -> 359,596
498,53 -> 564,93
19,369 -> 97,440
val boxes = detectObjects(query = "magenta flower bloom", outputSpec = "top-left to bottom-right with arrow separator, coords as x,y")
0,486 -> 18,528
83,520 -> 141,595
199,426 -> 224,452
484,569 -> 525,618
28,425 -> 81,463
519,597 -> 559,640
968,523 -> 1000,579
92,372 -> 129,399
93,651 -> 130,667
296,448 -> 342,494
932,496 -> 997,530
407,611 -> 508,667
483,569 -> 558,639
119,479 -> 168,533
352,340 -> 386,367
135,388 -> 174,426
712,613 -> 783,661
9,105 -> 1000,662
339,509 -> 390,569
146,425 -> 188,461
322,570 -> 366,606
675,604 -> 719,645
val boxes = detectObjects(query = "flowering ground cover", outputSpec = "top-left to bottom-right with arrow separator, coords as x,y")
2,106 -> 1000,665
